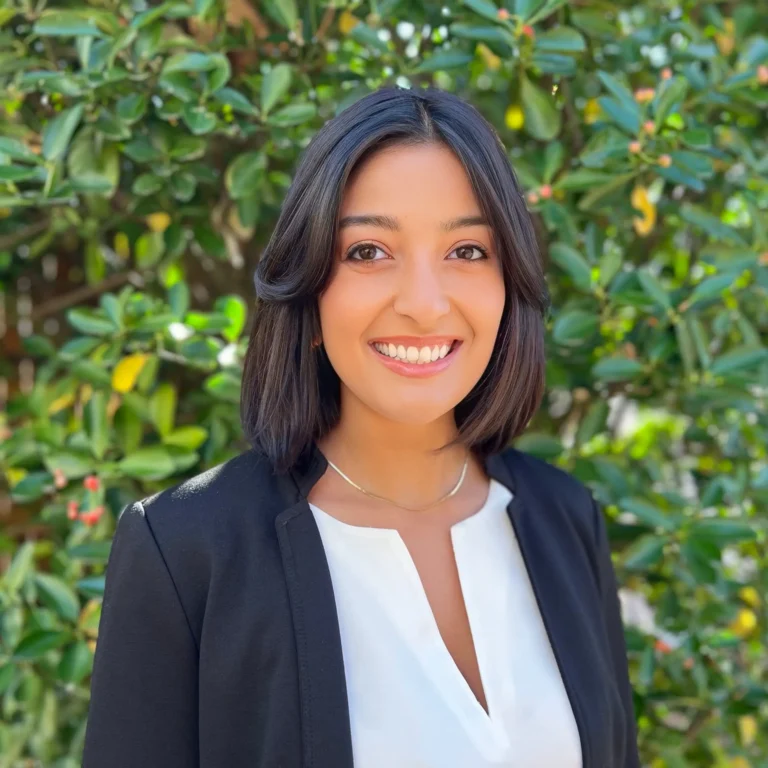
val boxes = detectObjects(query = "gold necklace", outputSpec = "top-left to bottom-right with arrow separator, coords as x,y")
324,453 -> 469,513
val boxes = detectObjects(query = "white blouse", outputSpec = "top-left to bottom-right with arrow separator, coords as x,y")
308,477 -> 583,768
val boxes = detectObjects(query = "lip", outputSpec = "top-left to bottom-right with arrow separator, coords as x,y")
368,340 -> 463,378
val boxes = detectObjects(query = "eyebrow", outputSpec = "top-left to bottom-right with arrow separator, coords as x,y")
338,214 -> 488,233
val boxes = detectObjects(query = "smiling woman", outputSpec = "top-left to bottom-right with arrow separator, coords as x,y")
83,86 -> 640,768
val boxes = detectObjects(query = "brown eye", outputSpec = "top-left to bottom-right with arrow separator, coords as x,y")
344,243 -> 386,264
451,245 -> 489,261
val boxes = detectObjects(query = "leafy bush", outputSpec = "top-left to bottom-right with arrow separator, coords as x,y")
1,1 -> 766,765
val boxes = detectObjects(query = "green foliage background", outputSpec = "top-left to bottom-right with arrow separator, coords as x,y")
0,0 -> 766,765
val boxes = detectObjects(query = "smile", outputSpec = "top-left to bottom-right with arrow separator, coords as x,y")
368,340 -> 463,378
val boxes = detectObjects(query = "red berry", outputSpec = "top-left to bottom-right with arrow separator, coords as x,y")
83,475 -> 100,492
539,184 -> 552,199
521,24 -> 535,39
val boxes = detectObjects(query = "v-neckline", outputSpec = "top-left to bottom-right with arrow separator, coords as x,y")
309,478 -> 513,757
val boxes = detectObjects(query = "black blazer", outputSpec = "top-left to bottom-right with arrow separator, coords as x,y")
82,441 -> 641,768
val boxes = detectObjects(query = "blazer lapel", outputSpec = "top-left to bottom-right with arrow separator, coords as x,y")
274,442 -> 594,768
274,443 -> 354,768
487,450 -> 594,768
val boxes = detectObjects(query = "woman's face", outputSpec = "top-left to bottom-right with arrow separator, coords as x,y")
317,142 -> 506,426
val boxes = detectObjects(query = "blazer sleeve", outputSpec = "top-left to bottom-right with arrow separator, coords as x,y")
82,501 -> 199,768
591,493 -> 641,768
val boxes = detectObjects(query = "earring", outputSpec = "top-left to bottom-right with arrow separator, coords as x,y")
311,335 -> 322,349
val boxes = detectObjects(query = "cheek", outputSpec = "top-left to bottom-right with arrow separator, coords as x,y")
317,273 -> 379,344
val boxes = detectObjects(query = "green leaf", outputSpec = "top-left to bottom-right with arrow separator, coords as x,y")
687,274 -> 736,307
1,542 -> 36,595
132,173 -> 164,196
653,77 -> 689,130
261,63 -> 293,115
212,87 -> 259,116
13,631 -> 71,661
449,24 -> 515,46
597,97 -> 640,135
214,295 -> 247,342
162,426 -> 208,449
514,433 -> 564,459
623,534 -> 666,571
542,142 -> 565,183
680,204 -> 747,244
554,169 -> 615,191
521,76 -> 561,141
116,92 -> 148,124
118,446 -> 177,480
349,23 -> 390,53
34,574 -> 80,622
268,0 -> 298,29
413,51 -> 475,73
265,103 -> 317,127
596,70 -> 639,114
58,642 -> 92,684
620,497 -> 677,531
710,346 -> 768,375
0,136 -> 42,163
85,390 -> 109,460
637,270 -> 672,310
681,539 -> 718,584
552,309 -> 599,345
461,0 -> 503,23
578,172 -> 638,211
33,13 -> 105,37
149,381 -> 177,436
66,308 -> 116,336
592,356 -> 644,382
76,576 -> 106,598
43,451 -> 93,479
549,243 -> 592,291
134,231 -> 165,268
182,104 -> 217,135
42,104 -> 84,162
225,151 -> 267,200
689,518 -> 757,544
534,27 -> 586,53
162,52 -> 221,75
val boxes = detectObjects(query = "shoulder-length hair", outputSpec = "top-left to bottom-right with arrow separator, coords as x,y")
241,85 -> 550,474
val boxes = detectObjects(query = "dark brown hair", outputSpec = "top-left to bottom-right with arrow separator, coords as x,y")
241,86 -> 550,474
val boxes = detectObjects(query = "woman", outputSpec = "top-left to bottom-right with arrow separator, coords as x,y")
83,86 -> 640,768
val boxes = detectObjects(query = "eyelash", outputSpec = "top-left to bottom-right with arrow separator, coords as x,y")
343,242 -> 490,265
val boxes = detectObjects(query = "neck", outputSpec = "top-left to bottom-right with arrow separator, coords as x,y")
315,400 -> 473,511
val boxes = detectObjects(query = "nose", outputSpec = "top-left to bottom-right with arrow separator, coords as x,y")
391,255 -> 451,327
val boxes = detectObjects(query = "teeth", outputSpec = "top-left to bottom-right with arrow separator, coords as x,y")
373,341 -> 455,364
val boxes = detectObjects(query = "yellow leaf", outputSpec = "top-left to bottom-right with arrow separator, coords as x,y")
146,212 -> 171,233
728,608 -> 758,638
79,383 -> 93,404
738,586 -> 760,608
730,758 -> 751,768
631,185 -> 657,237
338,10 -> 359,35
738,715 -> 757,746
716,18 -> 735,56
112,353 -> 151,394
583,98 -> 601,124
476,43 -> 501,71
504,104 -> 524,130
114,232 -> 130,260
48,392 -> 75,414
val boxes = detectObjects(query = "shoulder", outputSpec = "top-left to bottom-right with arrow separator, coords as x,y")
127,448 -> 281,555
499,445 -> 599,548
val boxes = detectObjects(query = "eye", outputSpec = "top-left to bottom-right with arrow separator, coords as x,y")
448,244 -> 489,261
344,243 -> 387,264
343,242 -> 490,265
